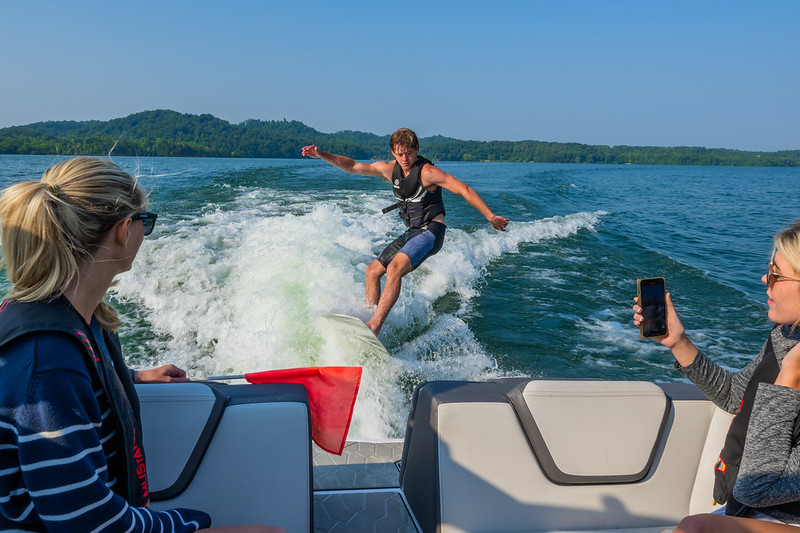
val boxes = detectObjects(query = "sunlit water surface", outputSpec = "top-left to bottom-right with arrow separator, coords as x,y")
1,155 -> 797,437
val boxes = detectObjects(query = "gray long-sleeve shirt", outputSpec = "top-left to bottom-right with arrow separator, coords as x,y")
679,325 -> 800,522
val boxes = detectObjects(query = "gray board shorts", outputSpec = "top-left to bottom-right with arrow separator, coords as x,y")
377,221 -> 446,270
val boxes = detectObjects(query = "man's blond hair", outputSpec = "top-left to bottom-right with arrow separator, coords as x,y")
390,128 -> 419,152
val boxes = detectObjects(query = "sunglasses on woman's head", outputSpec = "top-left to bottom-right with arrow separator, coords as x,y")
130,212 -> 158,236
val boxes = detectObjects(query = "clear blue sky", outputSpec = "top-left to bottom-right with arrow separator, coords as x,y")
1,1 -> 798,151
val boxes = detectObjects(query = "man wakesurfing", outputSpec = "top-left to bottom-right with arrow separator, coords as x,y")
302,128 -> 509,336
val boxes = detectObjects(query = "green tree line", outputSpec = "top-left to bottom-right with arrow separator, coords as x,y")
1,109 -> 797,166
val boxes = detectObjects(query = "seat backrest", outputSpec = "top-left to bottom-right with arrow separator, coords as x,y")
400,379 -> 720,533
138,382 -> 312,533
509,380 -> 670,484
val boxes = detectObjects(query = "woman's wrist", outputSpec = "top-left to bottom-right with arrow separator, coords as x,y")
669,335 -> 698,366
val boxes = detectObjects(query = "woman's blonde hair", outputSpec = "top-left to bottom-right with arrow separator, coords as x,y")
773,219 -> 800,331
0,157 -> 147,330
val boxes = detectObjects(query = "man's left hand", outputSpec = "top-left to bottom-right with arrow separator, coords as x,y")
490,215 -> 509,231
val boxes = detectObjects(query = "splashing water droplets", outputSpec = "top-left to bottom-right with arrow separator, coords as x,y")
113,183 -> 602,437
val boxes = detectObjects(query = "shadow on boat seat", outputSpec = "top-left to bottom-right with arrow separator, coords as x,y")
399,379 -> 733,533
136,382 -> 313,533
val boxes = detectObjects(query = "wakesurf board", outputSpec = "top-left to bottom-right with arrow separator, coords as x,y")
320,314 -> 390,359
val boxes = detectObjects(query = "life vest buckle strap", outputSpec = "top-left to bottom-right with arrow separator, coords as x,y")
382,202 -> 400,214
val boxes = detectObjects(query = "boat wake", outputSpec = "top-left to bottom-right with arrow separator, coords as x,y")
114,197 -> 603,438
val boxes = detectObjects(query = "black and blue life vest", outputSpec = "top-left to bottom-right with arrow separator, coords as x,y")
714,332 -> 800,517
0,297 -> 150,507
383,156 -> 445,228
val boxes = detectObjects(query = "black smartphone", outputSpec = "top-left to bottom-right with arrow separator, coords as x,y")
637,277 -> 668,338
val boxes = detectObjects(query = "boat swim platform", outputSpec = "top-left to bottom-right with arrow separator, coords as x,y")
313,440 -> 420,533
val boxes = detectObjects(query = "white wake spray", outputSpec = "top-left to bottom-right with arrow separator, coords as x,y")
114,190 -> 603,438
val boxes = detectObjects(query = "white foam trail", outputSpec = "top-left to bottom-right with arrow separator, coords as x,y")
114,190 -> 604,438
411,211 -> 606,305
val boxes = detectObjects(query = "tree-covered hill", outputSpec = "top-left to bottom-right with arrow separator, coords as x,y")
0,109 -> 797,166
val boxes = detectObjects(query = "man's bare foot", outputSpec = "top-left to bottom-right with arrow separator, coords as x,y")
365,319 -> 381,337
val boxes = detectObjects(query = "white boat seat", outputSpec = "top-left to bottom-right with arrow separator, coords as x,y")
508,380 -> 669,483
400,379 -> 725,533
138,382 -> 312,533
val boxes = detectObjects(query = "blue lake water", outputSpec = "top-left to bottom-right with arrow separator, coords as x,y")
1,155 -> 797,437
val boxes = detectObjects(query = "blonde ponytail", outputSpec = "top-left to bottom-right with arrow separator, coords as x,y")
0,158 -> 147,331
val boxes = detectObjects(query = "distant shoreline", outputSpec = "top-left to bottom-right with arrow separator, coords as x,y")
1,110 -> 797,167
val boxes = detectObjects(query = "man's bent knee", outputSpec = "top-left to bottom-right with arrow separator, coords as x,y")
366,260 -> 386,279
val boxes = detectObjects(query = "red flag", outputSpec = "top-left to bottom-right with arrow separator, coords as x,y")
243,366 -> 362,455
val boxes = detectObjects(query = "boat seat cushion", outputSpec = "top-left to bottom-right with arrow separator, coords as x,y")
400,379 -> 720,533
138,382 -> 312,532
509,380 -> 669,483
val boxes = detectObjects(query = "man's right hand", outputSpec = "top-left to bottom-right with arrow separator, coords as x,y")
302,145 -> 321,158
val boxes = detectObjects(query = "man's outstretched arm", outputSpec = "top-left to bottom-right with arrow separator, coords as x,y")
302,145 -> 392,180
422,165 -> 509,231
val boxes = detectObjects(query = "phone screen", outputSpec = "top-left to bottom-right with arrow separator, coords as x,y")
638,277 -> 667,338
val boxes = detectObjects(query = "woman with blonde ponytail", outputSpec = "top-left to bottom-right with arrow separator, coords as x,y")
0,158 -> 282,533
1,158 -> 148,329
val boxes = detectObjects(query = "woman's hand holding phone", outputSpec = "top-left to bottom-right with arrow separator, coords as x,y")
636,277 -> 668,338
633,289 -> 698,367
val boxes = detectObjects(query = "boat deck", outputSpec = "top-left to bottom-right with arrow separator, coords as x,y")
313,440 -> 420,533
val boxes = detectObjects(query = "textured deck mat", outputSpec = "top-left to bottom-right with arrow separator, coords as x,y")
314,490 -> 419,533
314,441 -> 404,490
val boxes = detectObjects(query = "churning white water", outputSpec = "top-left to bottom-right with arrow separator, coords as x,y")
113,182 -> 602,437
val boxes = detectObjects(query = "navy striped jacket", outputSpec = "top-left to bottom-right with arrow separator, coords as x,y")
0,298 -> 211,532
